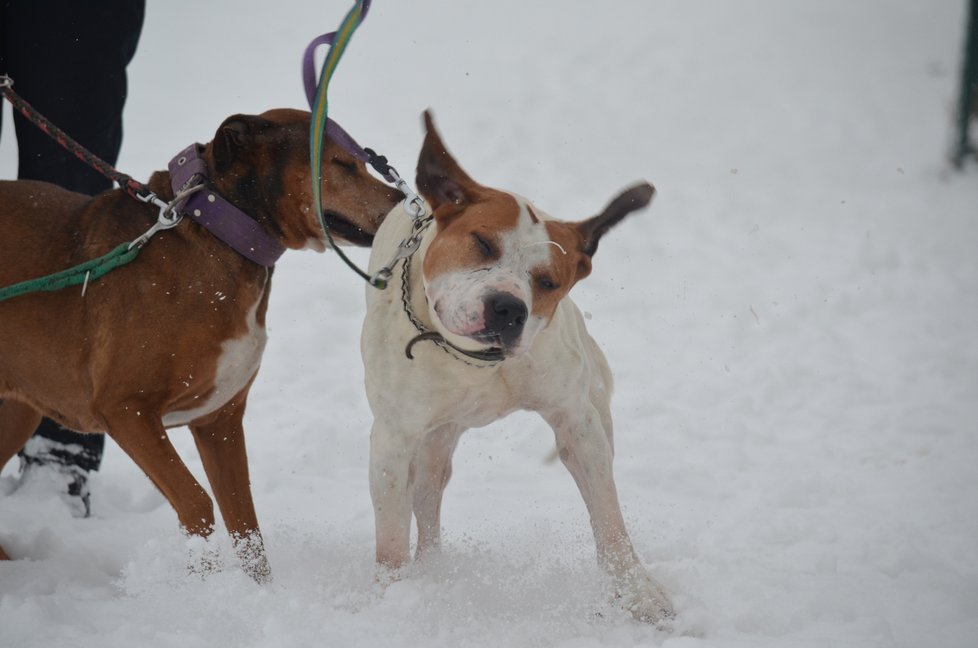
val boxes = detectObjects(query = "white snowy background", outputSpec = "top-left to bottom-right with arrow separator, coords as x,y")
2,1 -> 977,646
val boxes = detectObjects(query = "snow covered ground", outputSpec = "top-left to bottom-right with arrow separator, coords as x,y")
2,1 -> 977,646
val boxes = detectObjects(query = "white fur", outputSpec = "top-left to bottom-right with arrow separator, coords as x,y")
422,196 -> 554,356
360,203 -> 674,625
162,298 -> 266,428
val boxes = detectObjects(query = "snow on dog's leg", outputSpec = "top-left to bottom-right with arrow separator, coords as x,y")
543,404 -> 674,626
189,385 -> 270,584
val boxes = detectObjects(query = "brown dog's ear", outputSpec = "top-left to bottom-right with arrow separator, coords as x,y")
576,182 -> 655,257
211,115 -> 250,174
416,110 -> 480,209
211,114 -> 271,174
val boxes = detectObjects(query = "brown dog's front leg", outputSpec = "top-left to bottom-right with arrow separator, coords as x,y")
108,413 -> 216,539
189,389 -> 270,584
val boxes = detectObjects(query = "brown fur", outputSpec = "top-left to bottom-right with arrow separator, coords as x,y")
416,111 -> 651,324
0,108 -> 402,579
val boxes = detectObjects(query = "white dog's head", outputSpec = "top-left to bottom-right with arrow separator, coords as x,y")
416,111 -> 655,358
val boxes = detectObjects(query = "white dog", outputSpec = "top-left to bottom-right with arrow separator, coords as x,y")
360,112 -> 673,624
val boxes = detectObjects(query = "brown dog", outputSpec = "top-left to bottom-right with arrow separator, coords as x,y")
0,108 -> 401,580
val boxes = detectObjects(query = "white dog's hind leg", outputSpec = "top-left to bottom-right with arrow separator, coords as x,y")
543,405 -> 674,625
412,424 -> 464,560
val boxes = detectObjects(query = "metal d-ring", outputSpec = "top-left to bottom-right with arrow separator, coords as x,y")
127,185 -> 204,250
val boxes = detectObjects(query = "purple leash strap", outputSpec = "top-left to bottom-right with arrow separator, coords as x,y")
302,0 -> 371,105
301,1 -> 395,183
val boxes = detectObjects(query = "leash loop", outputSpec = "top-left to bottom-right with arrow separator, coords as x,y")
306,1 -> 431,289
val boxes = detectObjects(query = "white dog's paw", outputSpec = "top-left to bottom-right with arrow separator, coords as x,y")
373,562 -> 407,589
614,568 -> 675,627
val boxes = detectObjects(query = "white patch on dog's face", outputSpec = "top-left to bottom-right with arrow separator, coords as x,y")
423,195 -> 556,357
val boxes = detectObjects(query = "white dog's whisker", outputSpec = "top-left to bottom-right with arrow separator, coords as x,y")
521,240 -> 567,255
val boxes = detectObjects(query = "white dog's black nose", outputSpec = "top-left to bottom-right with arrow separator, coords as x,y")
483,293 -> 527,345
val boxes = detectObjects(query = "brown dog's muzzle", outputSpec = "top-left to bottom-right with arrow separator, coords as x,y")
322,209 -> 380,246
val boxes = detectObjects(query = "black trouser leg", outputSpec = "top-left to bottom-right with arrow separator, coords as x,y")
1,0 -> 145,471
1,0 -> 145,193
25,420 -> 106,473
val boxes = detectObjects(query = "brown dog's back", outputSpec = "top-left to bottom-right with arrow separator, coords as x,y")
0,108 -> 403,578
0,176 -> 268,431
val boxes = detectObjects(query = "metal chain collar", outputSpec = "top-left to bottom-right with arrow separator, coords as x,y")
397,226 -> 505,368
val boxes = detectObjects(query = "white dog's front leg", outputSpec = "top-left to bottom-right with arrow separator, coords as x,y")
369,420 -> 419,570
412,424 -> 464,560
544,406 -> 674,625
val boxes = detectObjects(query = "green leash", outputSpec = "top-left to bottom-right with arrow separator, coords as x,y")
308,0 -> 375,284
0,243 -> 140,303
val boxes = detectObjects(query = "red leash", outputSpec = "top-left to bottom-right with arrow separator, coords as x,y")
1,74 -> 151,201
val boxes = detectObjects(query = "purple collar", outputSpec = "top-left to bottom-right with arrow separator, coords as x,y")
168,144 -> 286,267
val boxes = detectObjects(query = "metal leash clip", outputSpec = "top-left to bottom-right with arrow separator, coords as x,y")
388,167 -> 428,220
128,185 -> 203,250
369,214 -> 433,289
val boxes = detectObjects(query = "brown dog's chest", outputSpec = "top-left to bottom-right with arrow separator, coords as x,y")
66,225 -> 272,431
160,293 -> 268,428
108,245 -> 273,428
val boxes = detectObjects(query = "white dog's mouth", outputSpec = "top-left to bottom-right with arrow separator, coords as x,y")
433,291 -> 528,356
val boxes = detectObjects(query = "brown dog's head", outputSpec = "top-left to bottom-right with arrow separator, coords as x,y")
416,111 -> 654,358
202,108 -> 403,250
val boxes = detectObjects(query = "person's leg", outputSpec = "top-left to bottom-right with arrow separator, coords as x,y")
19,422 -> 105,517
0,4 -> 6,140
24,420 -> 106,472
3,0 -> 144,193
3,1 -> 145,507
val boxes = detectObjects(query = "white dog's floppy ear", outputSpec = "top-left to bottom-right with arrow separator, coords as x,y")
416,110 -> 481,210
577,183 -> 655,257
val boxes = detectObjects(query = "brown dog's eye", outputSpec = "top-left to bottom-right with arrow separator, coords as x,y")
332,158 -> 357,174
472,233 -> 497,259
